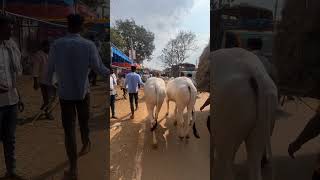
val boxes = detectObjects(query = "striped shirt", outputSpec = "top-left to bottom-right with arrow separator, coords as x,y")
0,40 -> 22,107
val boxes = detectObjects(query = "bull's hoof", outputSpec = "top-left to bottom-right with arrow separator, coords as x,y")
152,143 -> 158,149
179,136 -> 184,141
186,134 -> 190,139
174,121 -> 177,126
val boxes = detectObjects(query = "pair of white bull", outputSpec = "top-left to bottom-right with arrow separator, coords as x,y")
144,47 -> 278,180
143,76 -> 199,147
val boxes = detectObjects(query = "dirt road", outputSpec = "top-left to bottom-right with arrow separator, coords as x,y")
110,90 -> 210,180
0,76 -> 108,180
111,87 -> 320,180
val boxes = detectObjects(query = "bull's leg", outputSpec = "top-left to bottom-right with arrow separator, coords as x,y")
184,107 -> 193,139
146,103 -> 157,147
245,129 -> 267,180
212,144 -> 236,180
176,106 -> 185,140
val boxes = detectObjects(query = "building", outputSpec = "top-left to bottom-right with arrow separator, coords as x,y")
164,63 -> 196,77
2,0 -> 109,74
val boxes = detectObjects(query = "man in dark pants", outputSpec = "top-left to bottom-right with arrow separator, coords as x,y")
125,66 -> 144,119
46,14 -> 109,179
89,70 -> 97,86
0,15 -> 25,179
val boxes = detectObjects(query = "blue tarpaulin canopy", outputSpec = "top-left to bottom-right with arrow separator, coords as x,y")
111,45 -> 132,64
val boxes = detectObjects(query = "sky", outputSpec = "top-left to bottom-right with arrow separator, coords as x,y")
110,0 -> 210,71
110,0 -> 284,71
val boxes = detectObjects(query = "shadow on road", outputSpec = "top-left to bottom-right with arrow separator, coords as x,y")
110,120 -> 142,179
140,111 -> 210,180
273,154 -> 316,180
31,161 -> 68,180
232,153 -> 316,180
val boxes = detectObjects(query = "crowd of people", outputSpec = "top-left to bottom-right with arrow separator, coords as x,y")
0,13 -> 109,180
109,65 -> 144,120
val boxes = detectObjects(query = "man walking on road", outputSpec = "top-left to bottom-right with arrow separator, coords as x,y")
125,65 -> 144,119
32,40 -> 56,120
0,15 -> 25,179
45,14 -> 109,180
110,69 -> 117,119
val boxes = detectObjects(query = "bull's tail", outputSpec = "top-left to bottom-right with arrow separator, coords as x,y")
250,76 -> 273,161
188,85 -> 200,139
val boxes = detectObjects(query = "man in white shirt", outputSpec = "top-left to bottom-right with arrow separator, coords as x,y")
110,69 -> 117,119
125,66 -> 144,119
119,74 -> 127,99
0,15 -> 24,179
32,40 -> 56,120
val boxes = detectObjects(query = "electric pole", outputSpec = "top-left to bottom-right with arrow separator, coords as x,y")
73,0 -> 77,14
274,0 -> 279,32
2,0 -> 5,14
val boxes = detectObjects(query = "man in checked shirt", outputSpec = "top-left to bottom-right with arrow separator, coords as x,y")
0,15 -> 25,179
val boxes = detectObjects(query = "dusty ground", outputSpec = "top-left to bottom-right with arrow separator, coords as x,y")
3,75 -> 319,180
110,89 -> 210,180
110,85 -> 320,180
0,75 -> 108,180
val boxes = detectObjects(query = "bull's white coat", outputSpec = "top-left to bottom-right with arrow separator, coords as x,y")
166,77 -> 198,139
143,77 -> 167,146
210,48 -> 278,180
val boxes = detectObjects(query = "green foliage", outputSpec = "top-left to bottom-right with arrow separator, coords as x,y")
110,27 -> 126,52
113,19 -> 155,63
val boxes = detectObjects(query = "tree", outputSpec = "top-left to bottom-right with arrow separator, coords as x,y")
159,40 -> 177,69
114,19 -> 155,64
160,31 -> 197,76
110,27 -> 126,51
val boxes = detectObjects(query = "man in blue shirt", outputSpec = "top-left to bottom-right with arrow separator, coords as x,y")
125,66 -> 144,119
46,14 -> 109,180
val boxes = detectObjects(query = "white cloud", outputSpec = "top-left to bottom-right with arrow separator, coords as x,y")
110,0 -> 209,70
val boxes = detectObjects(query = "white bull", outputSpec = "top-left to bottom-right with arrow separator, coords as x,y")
144,77 -> 166,147
210,48 -> 278,180
166,77 -> 200,140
